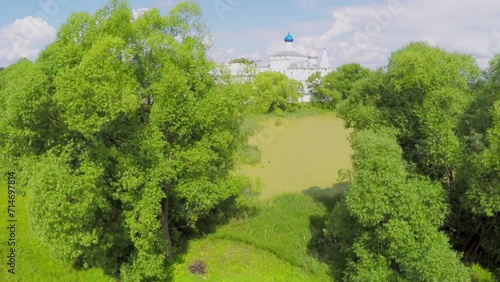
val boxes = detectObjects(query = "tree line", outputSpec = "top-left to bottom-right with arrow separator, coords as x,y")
311,43 -> 499,281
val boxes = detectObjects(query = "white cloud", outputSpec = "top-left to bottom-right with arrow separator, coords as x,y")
315,0 -> 500,69
420,36 -> 437,47
334,37 -> 390,69
239,0 -> 500,70
166,0 -> 500,71
312,12 -> 355,47
489,30 -> 500,55
132,8 -> 150,20
452,38 -> 490,57
0,16 -> 56,67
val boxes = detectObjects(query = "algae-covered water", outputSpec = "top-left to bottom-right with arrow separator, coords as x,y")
240,113 -> 353,199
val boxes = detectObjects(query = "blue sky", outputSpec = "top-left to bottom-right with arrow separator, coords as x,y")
1,0 -> 500,69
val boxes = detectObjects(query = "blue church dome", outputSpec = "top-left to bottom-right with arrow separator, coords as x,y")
284,32 -> 294,43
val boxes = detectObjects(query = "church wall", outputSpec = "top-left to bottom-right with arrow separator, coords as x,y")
270,55 -> 308,72
228,63 -> 248,75
270,59 -> 289,72
286,69 -> 316,82
299,94 -> 313,103
227,32 -> 331,103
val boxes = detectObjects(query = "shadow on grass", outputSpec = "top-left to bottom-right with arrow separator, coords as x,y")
170,194 -> 260,268
303,183 -> 349,213
194,193 -> 260,236
303,182 -> 350,281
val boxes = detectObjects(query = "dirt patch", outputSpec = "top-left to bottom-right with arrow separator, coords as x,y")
188,260 -> 206,275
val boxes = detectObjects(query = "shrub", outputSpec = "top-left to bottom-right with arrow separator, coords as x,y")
470,264 -> 495,282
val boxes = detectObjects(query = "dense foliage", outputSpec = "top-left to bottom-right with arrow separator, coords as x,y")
227,71 -> 303,114
330,128 -> 469,281
251,71 -> 303,113
452,55 -> 500,270
331,42 -> 500,280
307,63 -> 370,109
228,57 -> 259,65
0,1 -> 251,281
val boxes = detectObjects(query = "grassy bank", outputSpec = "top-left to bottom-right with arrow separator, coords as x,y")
172,193 -> 335,281
0,188 -> 113,282
172,238 -> 323,282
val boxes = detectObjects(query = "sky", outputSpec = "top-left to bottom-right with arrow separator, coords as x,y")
1,0 -> 500,69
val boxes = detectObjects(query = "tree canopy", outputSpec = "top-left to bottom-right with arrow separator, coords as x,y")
333,42 -> 500,280
451,54 -> 500,268
329,128 -> 469,281
307,63 -> 370,109
0,1 -> 251,280
229,57 -> 259,65
251,71 -> 303,113
225,71 -> 303,115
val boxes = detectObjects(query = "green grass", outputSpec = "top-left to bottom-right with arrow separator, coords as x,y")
172,238 -> 325,282
234,144 -> 261,165
0,182 -> 337,282
240,114 -> 263,138
0,189 -> 334,281
0,187 -> 114,282
213,194 -> 331,277
173,193 -> 333,281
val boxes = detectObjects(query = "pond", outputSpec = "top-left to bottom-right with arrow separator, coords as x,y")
239,113 -> 353,199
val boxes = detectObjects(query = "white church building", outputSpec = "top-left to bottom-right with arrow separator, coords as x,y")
228,32 -> 331,102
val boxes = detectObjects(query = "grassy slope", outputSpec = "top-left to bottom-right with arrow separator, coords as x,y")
173,194 -> 333,281
172,238 -> 323,282
0,187 -> 113,282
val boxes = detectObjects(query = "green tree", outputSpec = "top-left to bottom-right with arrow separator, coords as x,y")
307,71 -> 339,108
332,42 -> 499,279
229,57 -> 259,65
250,71 -> 302,113
331,63 -> 371,100
384,42 -> 479,181
450,54 -> 500,268
328,128 -> 469,281
308,63 -> 370,109
336,68 -> 387,130
0,1 -> 250,281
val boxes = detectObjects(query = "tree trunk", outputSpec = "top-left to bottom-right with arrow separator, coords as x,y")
446,166 -> 454,187
160,193 -> 174,259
